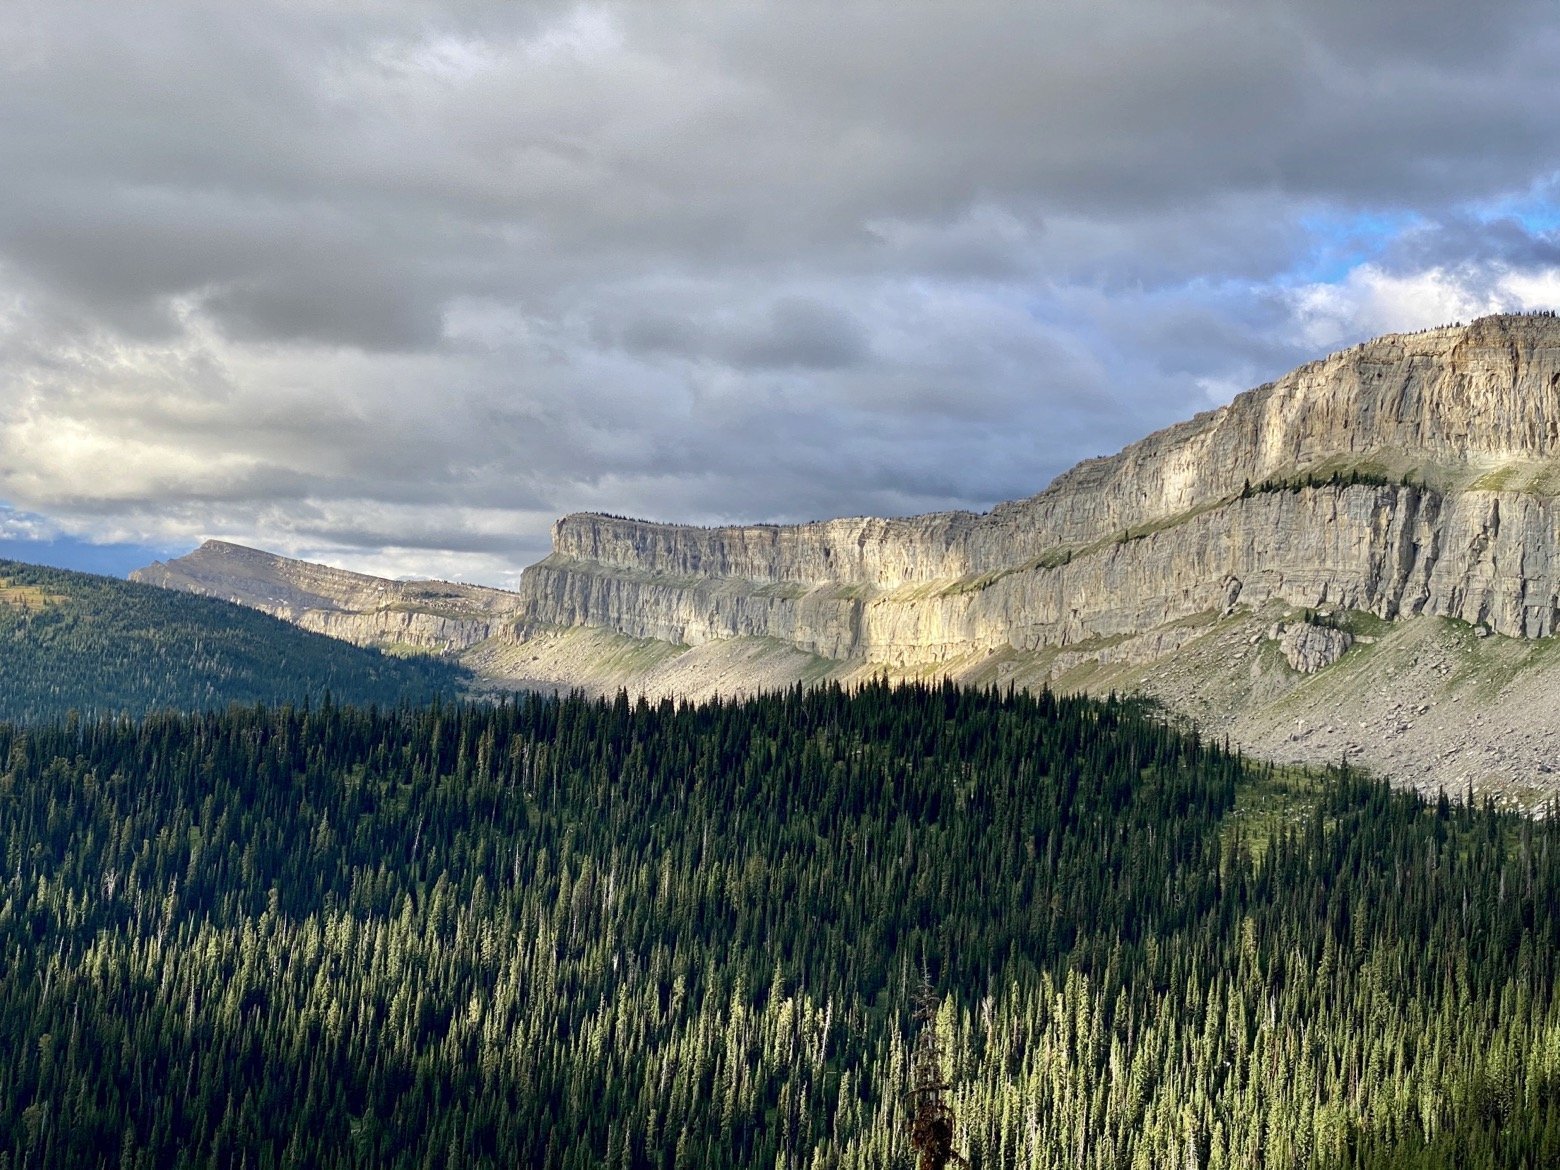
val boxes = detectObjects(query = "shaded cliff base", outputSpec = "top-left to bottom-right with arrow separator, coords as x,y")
471,607 -> 1560,810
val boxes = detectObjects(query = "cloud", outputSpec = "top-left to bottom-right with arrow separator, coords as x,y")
1287,262 -> 1560,352
0,1 -> 1558,581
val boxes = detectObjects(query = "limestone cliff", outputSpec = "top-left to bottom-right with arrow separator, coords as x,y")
131,541 -> 518,654
133,314 -> 1560,802
520,315 -> 1560,660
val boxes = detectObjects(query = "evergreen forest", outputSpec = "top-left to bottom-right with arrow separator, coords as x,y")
0,682 -> 1557,1168
0,559 -> 466,721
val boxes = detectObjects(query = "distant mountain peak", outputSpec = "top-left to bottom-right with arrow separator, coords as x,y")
0,556 -> 463,721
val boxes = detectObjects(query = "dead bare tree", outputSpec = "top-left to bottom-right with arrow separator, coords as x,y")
909,977 -> 968,1170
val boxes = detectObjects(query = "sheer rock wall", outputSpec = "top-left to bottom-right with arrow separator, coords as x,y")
521,483 -> 1560,664
518,316 -> 1560,663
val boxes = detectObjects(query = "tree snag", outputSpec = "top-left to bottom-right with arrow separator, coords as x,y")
909,979 -> 968,1170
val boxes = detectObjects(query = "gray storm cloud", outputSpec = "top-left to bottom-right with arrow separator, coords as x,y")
2,0 -> 1559,582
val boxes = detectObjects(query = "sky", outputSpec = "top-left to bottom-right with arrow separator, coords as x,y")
4,1 -> 1560,586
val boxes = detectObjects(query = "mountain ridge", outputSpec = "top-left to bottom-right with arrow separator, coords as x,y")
134,539 -> 519,654
546,312 -> 1560,585
134,313 -> 1560,801
514,316 -> 1560,673
0,557 -> 466,722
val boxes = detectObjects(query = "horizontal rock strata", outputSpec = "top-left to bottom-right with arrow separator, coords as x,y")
520,481 -> 1560,665
132,541 -> 517,654
516,316 -> 1560,665
131,315 -> 1560,801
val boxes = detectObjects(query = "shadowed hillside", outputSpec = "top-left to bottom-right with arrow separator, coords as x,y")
0,558 -> 467,722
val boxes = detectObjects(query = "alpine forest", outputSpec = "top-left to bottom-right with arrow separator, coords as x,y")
1,680 -> 1557,1169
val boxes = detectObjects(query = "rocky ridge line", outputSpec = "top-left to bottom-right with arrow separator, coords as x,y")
522,316 -> 1560,660
132,541 -> 518,654
134,314 -> 1560,803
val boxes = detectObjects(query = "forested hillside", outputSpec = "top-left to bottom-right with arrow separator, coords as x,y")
0,559 -> 466,720
0,683 -> 1555,1168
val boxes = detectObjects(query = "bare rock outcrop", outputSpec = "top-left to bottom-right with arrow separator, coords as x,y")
1276,621 -> 1353,673
132,541 -> 520,654
519,316 -> 1560,665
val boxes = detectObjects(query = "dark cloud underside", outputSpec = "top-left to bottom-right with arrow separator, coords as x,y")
0,0 -> 1557,583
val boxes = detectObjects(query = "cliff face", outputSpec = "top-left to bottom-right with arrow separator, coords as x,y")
525,485 -> 1560,659
131,541 -> 519,654
519,316 -> 1560,660
133,314 -> 1560,802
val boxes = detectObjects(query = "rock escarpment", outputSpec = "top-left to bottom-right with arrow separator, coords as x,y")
132,541 -> 518,654
524,483 -> 1560,662
134,314 -> 1560,802
518,316 -> 1560,662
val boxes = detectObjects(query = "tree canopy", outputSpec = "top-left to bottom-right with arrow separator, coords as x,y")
0,559 -> 465,721
0,682 -> 1554,1167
